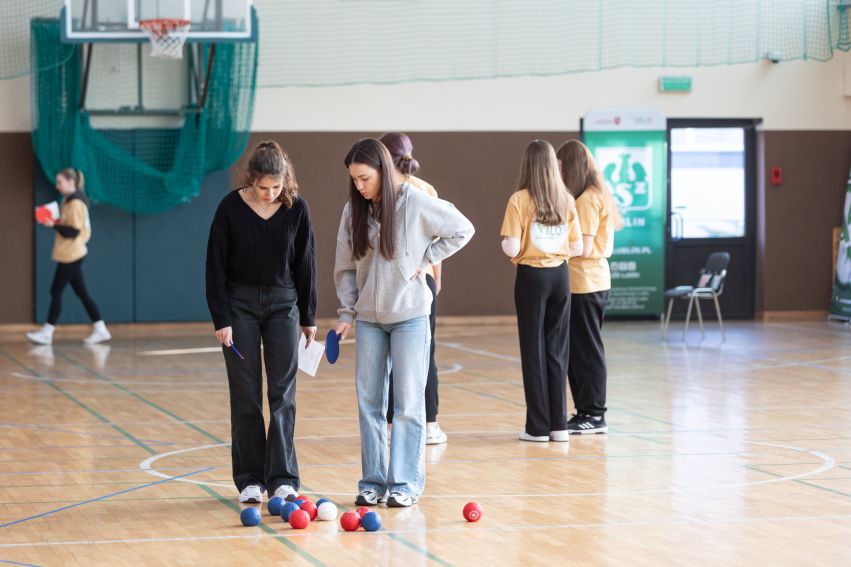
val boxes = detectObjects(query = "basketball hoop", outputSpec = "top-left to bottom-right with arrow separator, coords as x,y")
140,19 -> 191,59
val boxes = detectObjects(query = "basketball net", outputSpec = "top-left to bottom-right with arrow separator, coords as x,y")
140,19 -> 191,59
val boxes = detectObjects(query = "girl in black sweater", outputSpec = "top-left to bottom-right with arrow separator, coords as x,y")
206,141 -> 317,504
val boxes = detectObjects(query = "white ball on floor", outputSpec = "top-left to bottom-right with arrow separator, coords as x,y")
316,501 -> 338,521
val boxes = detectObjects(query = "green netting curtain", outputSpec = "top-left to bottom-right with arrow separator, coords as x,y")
30,19 -> 257,213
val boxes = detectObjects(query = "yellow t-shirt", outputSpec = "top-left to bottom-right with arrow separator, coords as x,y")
500,189 -> 582,268
405,175 -> 439,278
52,198 -> 91,263
569,188 -> 615,293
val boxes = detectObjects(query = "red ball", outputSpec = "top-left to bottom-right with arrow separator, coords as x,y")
300,501 -> 318,521
289,509 -> 310,529
340,511 -> 361,532
299,494 -> 312,503
463,502 -> 483,522
355,507 -> 371,519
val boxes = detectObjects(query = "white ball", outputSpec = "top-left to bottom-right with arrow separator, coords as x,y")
316,501 -> 338,521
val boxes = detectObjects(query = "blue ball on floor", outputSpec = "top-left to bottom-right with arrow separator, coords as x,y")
240,507 -> 261,527
267,496 -> 284,516
315,498 -> 330,507
293,498 -> 306,507
361,511 -> 382,532
281,501 -> 301,522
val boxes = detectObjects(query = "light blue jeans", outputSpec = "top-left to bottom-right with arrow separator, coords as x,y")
356,316 -> 430,499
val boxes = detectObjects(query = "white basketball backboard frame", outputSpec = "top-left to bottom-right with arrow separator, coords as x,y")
61,0 -> 256,43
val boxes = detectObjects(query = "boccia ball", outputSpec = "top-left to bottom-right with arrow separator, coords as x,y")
267,496 -> 284,516
340,511 -> 361,532
317,501 -> 338,522
356,507 -> 371,519
281,501 -> 301,522
289,509 -> 310,529
361,511 -> 382,532
240,507 -> 261,527
463,502 -> 483,522
300,501 -> 318,521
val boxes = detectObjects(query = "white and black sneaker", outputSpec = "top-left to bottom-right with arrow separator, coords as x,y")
355,488 -> 382,506
567,414 -> 608,435
273,485 -> 298,500
238,484 -> 264,503
386,492 -> 417,508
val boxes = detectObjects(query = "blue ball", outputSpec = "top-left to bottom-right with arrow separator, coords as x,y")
240,507 -> 261,527
281,501 -> 301,522
315,498 -> 330,507
361,511 -> 382,532
267,496 -> 284,516
293,498 -> 306,507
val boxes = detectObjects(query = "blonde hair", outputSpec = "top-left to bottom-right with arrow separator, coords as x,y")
58,167 -> 85,192
517,140 -> 574,226
556,139 -> 623,231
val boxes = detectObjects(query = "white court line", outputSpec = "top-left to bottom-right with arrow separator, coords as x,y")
5,511 -> 851,549
138,435 -> 836,497
437,341 -> 521,363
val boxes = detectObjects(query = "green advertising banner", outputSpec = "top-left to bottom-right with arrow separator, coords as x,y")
829,168 -> 851,320
583,109 -> 667,316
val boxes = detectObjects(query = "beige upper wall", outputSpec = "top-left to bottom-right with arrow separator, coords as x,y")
3,55 -> 851,132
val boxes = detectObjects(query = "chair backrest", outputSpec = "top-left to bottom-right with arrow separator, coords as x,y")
696,252 -> 730,294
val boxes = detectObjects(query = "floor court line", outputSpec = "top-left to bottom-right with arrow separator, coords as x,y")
4,511 -> 851,550
0,467 -> 212,530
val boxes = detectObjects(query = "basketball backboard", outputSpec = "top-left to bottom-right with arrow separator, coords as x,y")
61,0 -> 256,43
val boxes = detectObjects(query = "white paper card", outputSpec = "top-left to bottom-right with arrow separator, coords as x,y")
297,334 -> 325,377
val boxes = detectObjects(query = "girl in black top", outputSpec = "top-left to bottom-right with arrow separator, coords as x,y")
206,141 -> 317,504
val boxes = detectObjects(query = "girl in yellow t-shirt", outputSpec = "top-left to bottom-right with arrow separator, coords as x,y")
27,168 -> 110,346
556,140 -> 623,435
500,140 -> 583,443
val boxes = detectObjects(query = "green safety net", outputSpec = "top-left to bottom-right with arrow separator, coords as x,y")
4,1 -> 851,85
30,18 -> 257,213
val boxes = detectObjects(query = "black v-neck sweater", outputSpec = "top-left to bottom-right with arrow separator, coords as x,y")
205,190 -> 317,329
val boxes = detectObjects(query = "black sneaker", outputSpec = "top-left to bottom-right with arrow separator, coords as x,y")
355,489 -> 382,506
567,414 -> 607,435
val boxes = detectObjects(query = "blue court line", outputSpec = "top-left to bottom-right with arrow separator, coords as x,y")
0,467 -> 212,529
0,560 -> 43,567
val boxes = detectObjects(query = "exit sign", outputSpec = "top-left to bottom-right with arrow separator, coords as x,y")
658,76 -> 692,93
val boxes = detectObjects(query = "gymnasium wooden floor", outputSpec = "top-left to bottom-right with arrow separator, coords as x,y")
1,319 -> 850,566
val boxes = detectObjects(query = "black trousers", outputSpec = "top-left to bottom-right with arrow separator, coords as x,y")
568,291 -> 609,417
224,284 -> 300,494
47,258 -> 102,325
388,274 -> 438,423
515,264 -> 570,437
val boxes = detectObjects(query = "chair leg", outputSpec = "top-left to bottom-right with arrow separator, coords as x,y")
682,295 -> 695,341
694,297 -> 705,339
712,292 -> 725,342
662,298 -> 674,339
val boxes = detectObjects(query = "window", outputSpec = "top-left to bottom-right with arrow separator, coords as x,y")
670,128 -> 746,238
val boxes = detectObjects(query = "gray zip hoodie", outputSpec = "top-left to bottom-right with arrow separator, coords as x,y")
334,184 -> 475,325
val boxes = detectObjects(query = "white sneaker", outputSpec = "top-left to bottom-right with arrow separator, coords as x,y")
549,430 -> 570,442
355,488 -> 382,506
26,324 -> 54,345
273,485 -> 298,500
387,491 -> 417,508
519,432 -> 549,443
426,422 -> 447,445
239,484 -> 264,503
84,321 -> 111,345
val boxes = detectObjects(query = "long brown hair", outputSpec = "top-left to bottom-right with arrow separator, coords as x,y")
556,139 -> 623,230
517,140 -> 574,226
58,167 -> 88,203
241,140 -> 299,207
344,139 -> 399,260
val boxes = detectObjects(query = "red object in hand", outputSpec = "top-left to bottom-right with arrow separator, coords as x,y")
356,507 -> 371,519
289,509 -> 310,529
340,511 -> 361,532
300,501 -> 318,521
463,502 -> 483,522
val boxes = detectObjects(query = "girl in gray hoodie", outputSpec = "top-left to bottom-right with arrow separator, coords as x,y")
334,139 -> 474,507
